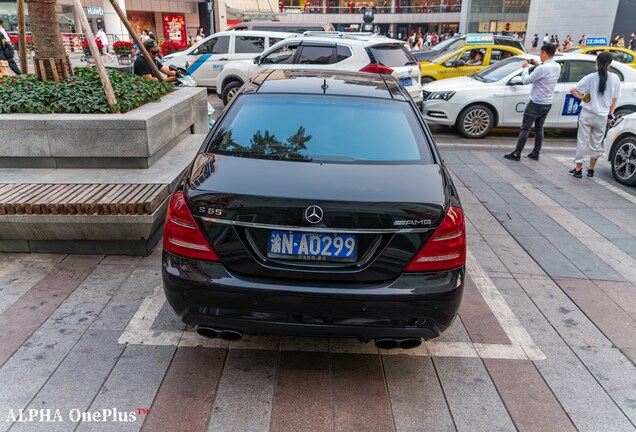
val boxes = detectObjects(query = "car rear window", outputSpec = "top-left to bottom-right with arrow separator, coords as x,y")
207,95 -> 431,164
367,45 -> 417,67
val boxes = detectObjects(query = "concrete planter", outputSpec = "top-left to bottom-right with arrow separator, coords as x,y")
0,87 -> 208,169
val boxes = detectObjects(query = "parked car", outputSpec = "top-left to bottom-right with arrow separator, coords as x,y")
422,53 -> 636,138
162,70 -> 465,349
563,46 -> 636,69
604,112 -> 636,186
227,21 -> 334,33
418,44 -> 524,83
162,30 -> 294,88
216,32 -> 423,106
413,34 -> 525,63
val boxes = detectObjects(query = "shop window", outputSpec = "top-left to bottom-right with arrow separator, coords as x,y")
235,36 -> 266,53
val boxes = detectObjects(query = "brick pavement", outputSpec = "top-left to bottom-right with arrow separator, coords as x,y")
0,145 -> 635,431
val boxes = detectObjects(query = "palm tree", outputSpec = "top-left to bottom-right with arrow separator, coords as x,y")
26,0 -> 73,81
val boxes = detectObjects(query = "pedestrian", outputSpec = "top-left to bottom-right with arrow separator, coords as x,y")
95,27 -> 109,56
195,27 -> 205,42
147,29 -> 157,42
531,33 -> 539,51
617,35 -> 625,48
578,34 -> 586,46
0,18 -> 21,75
568,52 -> 621,178
629,33 -> 635,51
504,43 -> 560,161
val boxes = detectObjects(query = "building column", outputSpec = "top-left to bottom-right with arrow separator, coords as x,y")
458,0 -> 469,35
390,0 -> 396,14
102,0 -> 129,41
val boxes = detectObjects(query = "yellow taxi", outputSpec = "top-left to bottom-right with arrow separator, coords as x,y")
564,46 -> 636,69
418,44 -> 525,83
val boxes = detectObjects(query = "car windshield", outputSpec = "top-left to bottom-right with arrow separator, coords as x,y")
207,95 -> 430,164
430,37 -> 465,53
368,45 -> 418,67
471,57 -> 527,82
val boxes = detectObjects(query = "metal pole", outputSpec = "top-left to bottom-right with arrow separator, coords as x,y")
72,0 -> 118,109
107,0 -> 163,81
17,0 -> 28,73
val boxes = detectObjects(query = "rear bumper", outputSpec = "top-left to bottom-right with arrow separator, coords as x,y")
162,252 -> 465,341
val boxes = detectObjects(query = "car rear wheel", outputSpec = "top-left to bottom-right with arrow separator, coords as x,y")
611,136 -> 636,186
421,77 -> 435,84
222,80 -> 243,106
456,105 -> 494,138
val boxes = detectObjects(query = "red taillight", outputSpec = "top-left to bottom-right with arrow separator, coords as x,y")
405,207 -> 466,272
163,192 -> 220,261
360,63 -> 394,74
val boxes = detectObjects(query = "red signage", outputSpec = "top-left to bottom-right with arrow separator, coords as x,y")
162,14 -> 186,46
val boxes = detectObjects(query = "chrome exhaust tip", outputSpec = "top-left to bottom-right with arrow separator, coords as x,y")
196,327 -> 220,339
219,330 -> 243,341
374,338 -> 400,350
399,338 -> 422,349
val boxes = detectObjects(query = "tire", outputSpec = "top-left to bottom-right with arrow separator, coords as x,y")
456,105 -> 494,138
610,136 -> 636,186
421,77 -> 435,84
221,80 -> 243,106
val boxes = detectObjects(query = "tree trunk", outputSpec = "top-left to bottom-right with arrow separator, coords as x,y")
26,0 -> 73,81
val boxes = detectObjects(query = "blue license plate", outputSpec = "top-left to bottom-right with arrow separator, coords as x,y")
400,77 -> 413,87
268,230 -> 357,261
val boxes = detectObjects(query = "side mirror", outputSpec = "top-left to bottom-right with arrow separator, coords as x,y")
453,60 -> 465,67
509,76 -> 524,86
253,55 -> 261,64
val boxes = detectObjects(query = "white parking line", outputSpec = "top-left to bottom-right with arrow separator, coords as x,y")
117,254 -> 546,361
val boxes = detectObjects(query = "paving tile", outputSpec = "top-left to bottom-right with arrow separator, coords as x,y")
383,355 -> 455,432
622,349 -> 636,364
571,345 -> 636,425
534,343 -> 635,432
76,344 -> 176,432
90,268 -> 161,331
544,234 -> 624,282
142,347 -> 226,432
594,280 -> 636,320
482,203 -> 541,238
0,258 -> 56,314
13,330 -> 126,432
483,359 -> 576,432
481,234 -> 545,276
515,278 -> 612,348
0,328 -> 84,432
433,356 -> 515,432
270,351 -> 331,432
149,300 -> 186,332
513,235 -> 586,279
100,256 -> 143,265
207,350 -> 279,432
331,353 -> 394,432
555,278 -> 636,350
466,236 -> 510,275
459,276 -> 511,345
0,255 -> 101,366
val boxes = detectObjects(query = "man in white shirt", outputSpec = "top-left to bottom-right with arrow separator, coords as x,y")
95,27 -> 110,58
0,18 -> 21,74
504,43 -> 561,161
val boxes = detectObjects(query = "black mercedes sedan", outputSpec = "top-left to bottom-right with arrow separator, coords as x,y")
162,70 -> 465,349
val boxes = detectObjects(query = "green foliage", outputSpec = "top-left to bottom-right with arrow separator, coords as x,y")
0,67 -> 175,114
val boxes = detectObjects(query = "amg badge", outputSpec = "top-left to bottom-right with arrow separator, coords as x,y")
393,219 -> 432,226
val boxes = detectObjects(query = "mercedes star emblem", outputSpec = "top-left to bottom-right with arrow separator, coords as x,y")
305,205 -> 324,224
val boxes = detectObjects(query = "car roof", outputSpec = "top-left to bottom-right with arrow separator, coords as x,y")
286,32 -> 404,46
206,30 -> 296,37
242,69 -> 410,101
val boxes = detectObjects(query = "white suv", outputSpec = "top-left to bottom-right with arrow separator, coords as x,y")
162,30 -> 294,89
215,32 -> 423,106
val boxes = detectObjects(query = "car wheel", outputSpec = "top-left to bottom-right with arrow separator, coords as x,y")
611,136 -> 636,186
456,105 -> 494,138
222,81 -> 243,106
421,77 -> 435,84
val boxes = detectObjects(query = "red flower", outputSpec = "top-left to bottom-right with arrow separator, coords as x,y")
82,38 -> 103,49
160,40 -> 185,56
113,40 -> 134,53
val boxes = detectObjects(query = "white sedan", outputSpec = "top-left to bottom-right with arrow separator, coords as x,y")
604,112 -> 636,186
422,53 -> 636,138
